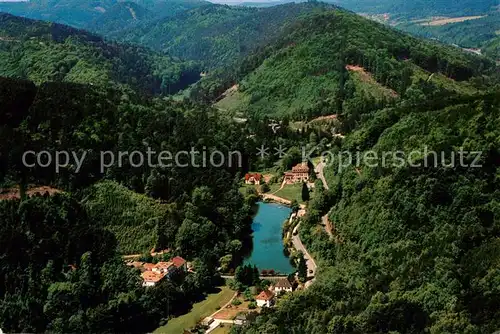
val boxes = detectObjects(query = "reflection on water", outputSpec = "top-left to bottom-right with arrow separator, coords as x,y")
244,202 -> 294,274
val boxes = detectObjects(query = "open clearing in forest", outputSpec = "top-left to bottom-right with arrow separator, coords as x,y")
420,16 -> 485,26
346,65 -> 398,99
0,186 -> 62,200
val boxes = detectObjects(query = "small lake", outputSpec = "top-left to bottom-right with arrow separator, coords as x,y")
244,202 -> 295,274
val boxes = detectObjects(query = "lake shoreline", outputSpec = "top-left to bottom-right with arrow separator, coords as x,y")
243,201 -> 295,275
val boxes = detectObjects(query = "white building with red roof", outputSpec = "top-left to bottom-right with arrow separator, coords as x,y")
284,163 -> 309,184
141,271 -> 165,287
172,256 -> 187,271
136,256 -> 187,286
255,289 -> 275,307
245,173 -> 262,185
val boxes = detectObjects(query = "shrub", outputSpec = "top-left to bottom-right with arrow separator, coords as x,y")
232,298 -> 242,306
248,301 -> 257,309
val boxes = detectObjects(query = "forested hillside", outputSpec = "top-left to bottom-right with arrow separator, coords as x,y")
0,190 -> 237,333
114,2 -> 335,68
0,0 -> 208,30
89,1 -> 153,35
236,91 -> 500,333
0,13 -> 200,94
0,2 -> 499,333
196,9 -> 497,119
216,6 -> 500,334
82,181 -> 173,254
484,36 -> 500,60
0,75 -> 254,253
0,75 -> 258,331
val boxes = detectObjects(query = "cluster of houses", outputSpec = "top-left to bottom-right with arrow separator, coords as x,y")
245,162 -> 310,187
127,256 -> 187,287
255,278 -> 293,307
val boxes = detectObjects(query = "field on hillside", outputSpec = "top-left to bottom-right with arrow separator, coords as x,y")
347,65 -> 398,100
420,15 -> 486,26
212,324 -> 233,334
215,90 -> 249,113
154,286 -> 235,334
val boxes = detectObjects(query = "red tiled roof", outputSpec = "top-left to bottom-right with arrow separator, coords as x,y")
155,261 -> 174,270
256,289 -> 274,301
245,173 -> 262,181
141,271 -> 165,283
291,163 -> 309,173
172,256 -> 186,268
143,263 -> 155,271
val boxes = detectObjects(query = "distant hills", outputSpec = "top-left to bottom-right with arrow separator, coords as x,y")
194,8 -> 497,119
335,0 -> 498,18
0,0 -> 209,30
113,2 -> 336,68
0,1 -> 338,69
89,2 -> 153,35
394,11 -> 500,60
1,0 -> 497,66
0,12 -> 200,94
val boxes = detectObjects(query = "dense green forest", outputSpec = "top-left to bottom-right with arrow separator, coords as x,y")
88,0 -> 211,35
82,181 -> 172,254
0,75 -> 259,331
483,36 -> 500,60
217,5 -> 500,334
194,9 -> 497,119
0,13 -> 200,94
0,2 -> 499,333
89,1 -> 153,35
113,2 -> 336,68
0,74 -> 256,252
0,192 -> 227,333
235,91 -> 500,334
0,0 -> 208,30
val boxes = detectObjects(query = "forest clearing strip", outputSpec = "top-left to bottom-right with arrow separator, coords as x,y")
421,15 -> 485,26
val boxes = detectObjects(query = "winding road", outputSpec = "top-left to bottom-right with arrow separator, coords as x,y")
314,160 -> 329,190
292,223 -> 317,283
314,160 -> 334,239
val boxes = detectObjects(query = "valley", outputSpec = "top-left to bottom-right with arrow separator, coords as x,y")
0,1 -> 499,334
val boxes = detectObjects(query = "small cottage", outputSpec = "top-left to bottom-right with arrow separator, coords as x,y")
255,289 -> 275,307
245,173 -> 262,185
274,278 -> 293,293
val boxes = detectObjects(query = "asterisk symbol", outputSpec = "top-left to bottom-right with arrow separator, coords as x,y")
274,145 -> 287,158
256,144 -> 269,160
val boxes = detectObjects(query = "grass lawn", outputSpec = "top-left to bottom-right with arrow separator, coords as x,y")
212,324 -> 233,334
269,183 -> 282,194
154,286 -> 235,334
311,156 -> 322,166
273,183 -> 305,204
